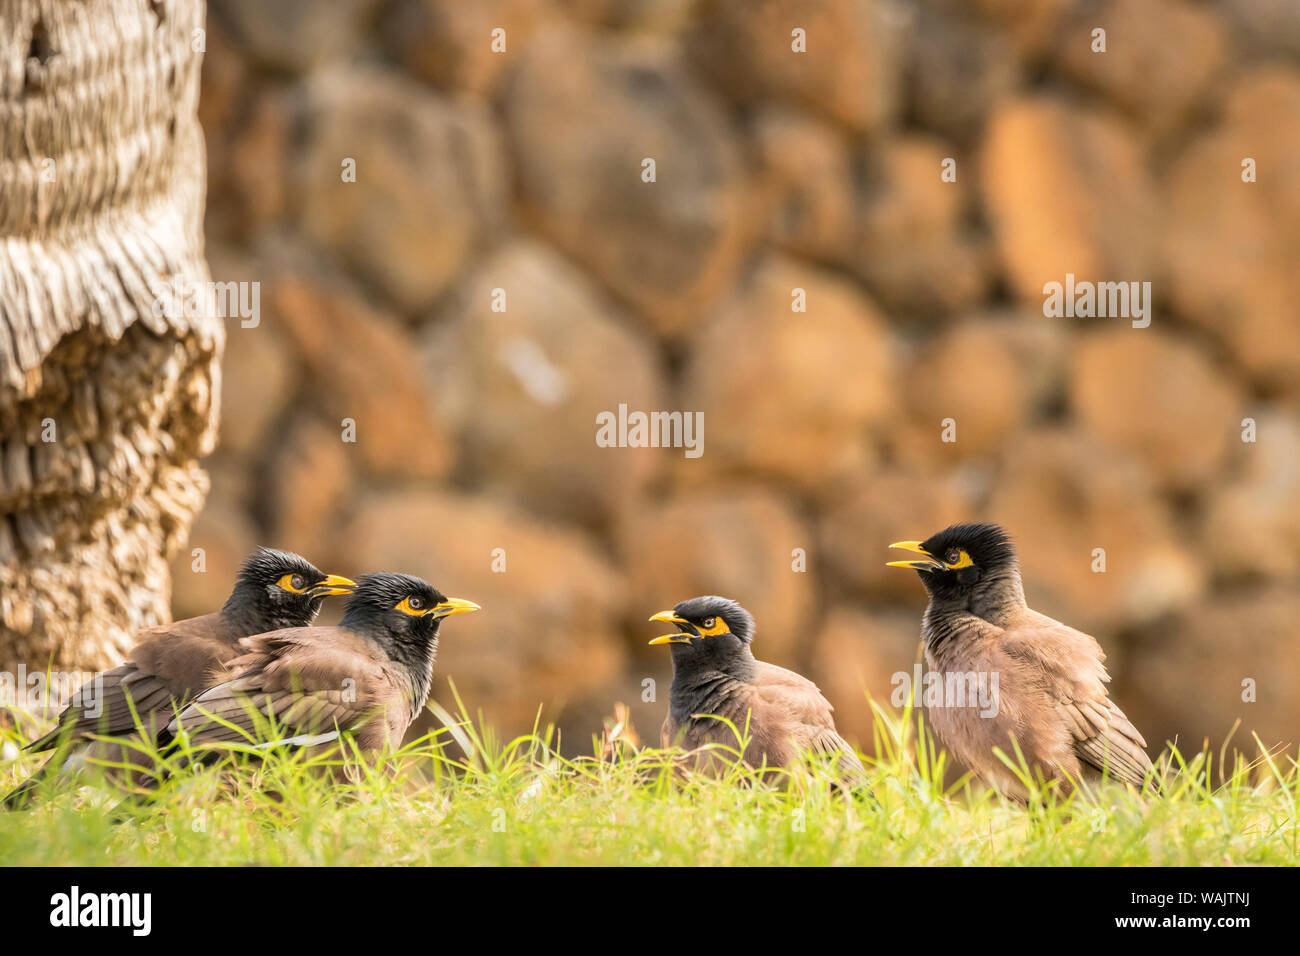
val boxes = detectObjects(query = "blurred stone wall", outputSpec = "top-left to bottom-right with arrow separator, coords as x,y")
176,0 -> 1300,757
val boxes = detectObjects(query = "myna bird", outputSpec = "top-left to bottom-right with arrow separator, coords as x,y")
648,596 -> 866,787
3,548 -> 355,809
888,523 -> 1157,802
160,572 -> 479,761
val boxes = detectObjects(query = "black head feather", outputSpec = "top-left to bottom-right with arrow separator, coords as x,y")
654,595 -> 760,720
340,573 -> 457,709
670,595 -> 756,644
221,547 -> 335,633
908,523 -> 1022,612
342,573 -> 446,634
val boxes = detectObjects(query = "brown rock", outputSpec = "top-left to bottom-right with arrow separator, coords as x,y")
909,4 -> 1022,142
1164,67 -> 1300,392
210,246 -> 298,458
264,416 -> 356,562
225,90 -> 291,236
987,429 -> 1205,630
808,607 -> 925,748
271,274 -> 454,481
197,14 -> 247,139
681,257 -> 894,493
197,16 -> 250,241
981,97 -> 1158,307
504,28 -> 751,336
965,0 -> 1072,59
752,109 -> 855,263
1218,0 -> 1300,59
689,0 -> 905,133
293,69 -> 506,314
618,488 -> 816,663
1058,0 -> 1229,136
1127,586 -> 1300,752
200,458 -> 259,518
1201,411 -> 1300,580
899,320 -> 1035,461
889,312 -> 1069,472
169,495 -> 258,621
422,241 -> 667,527
819,470 -> 973,601
1070,329 -> 1242,489
339,489 -> 627,735
381,0 -> 547,98
562,0 -> 698,32
212,0 -> 380,72
853,136 -> 990,315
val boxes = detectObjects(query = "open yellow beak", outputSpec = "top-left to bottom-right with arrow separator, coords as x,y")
886,541 -> 945,571
310,574 -> 357,597
648,609 -> 694,645
432,597 -> 481,619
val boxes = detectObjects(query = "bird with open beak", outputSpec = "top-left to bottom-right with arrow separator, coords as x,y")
3,548 -> 355,809
888,523 -> 1158,802
648,596 -> 867,788
161,572 -> 479,762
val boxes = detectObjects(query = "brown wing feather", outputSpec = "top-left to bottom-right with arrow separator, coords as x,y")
167,627 -> 411,753
751,663 -> 867,784
1000,612 -> 1155,790
26,613 -> 240,751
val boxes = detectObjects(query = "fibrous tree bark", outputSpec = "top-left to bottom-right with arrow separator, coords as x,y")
0,0 -> 220,675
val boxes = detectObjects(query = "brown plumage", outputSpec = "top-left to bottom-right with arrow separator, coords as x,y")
889,523 -> 1158,802
649,596 -> 866,787
3,549 -> 355,808
162,573 -> 478,765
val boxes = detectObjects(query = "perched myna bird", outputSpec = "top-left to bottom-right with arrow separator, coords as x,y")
648,596 -> 866,786
3,548 -> 355,809
161,572 -> 479,760
888,523 -> 1157,801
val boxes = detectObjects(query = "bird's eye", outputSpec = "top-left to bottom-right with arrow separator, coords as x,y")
276,572 -> 308,593
945,549 -> 961,565
408,596 -> 425,611
702,617 -> 716,629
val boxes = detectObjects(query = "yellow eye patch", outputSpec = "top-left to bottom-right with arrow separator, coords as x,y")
395,596 -> 432,617
696,617 -> 732,636
943,549 -> 975,570
276,572 -> 309,593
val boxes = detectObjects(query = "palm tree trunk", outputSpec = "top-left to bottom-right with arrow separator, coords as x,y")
0,0 -> 219,676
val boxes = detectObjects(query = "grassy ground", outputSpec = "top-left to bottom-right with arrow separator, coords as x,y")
1,695 -> 1295,866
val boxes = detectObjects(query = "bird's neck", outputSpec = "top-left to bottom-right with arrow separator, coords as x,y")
923,572 -> 1027,650
381,631 -> 439,718
969,571 -> 1027,626
338,619 -> 440,719
218,590 -> 271,636
407,638 -> 438,717
667,640 -> 757,720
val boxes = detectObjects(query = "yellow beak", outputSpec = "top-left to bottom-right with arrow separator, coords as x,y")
648,609 -> 694,645
432,597 -> 482,619
886,541 -> 945,571
311,574 -> 357,597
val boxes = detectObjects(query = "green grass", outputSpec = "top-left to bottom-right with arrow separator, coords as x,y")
1,693 -> 1296,866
